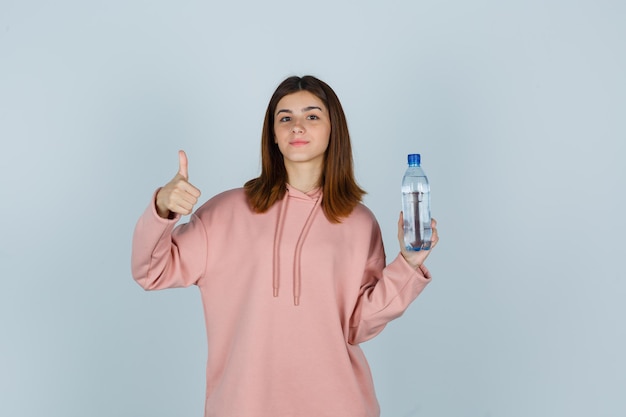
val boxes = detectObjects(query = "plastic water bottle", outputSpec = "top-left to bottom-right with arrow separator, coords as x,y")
402,154 -> 432,251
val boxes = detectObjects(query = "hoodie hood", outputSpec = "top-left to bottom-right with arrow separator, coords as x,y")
272,185 -> 323,306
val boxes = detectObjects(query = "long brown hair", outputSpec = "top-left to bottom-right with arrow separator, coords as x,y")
244,75 -> 365,223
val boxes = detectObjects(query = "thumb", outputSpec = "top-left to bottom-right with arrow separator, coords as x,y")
178,150 -> 189,179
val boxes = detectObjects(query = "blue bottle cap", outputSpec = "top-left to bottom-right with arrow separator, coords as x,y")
408,154 -> 421,166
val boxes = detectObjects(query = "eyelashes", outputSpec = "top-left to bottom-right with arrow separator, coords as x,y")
277,114 -> 321,123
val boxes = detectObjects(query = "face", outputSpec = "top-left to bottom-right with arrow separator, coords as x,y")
273,90 -> 331,173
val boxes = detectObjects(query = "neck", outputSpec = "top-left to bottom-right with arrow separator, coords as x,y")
284,161 -> 322,193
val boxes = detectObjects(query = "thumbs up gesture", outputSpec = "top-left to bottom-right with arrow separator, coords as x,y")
155,150 -> 202,219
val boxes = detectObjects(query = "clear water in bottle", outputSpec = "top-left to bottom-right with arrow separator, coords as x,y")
402,154 -> 432,251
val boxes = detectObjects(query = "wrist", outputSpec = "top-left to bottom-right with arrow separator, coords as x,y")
154,193 -> 171,219
400,252 -> 422,270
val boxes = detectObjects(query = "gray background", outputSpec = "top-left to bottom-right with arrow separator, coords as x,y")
1,0 -> 624,416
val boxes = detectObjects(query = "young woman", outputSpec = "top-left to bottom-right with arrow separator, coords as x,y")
131,75 -> 439,417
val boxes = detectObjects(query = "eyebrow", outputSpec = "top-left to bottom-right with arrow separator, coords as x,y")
276,106 -> 323,116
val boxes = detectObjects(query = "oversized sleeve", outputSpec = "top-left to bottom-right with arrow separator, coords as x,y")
131,192 -> 208,290
348,241 -> 432,345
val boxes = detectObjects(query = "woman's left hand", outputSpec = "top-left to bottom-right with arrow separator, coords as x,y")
397,213 -> 439,270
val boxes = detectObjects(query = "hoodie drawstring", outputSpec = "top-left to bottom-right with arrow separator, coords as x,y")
273,194 -> 289,298
292,195 -> 321,306
272,188 -> 322,306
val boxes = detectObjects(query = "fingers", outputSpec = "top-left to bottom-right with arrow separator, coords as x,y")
169,176 -> 201,213
175,150 -> 200,197
176,177 -> 201,198
155,151 -> 201,218
167,186 -> 198,214
396,214 -> 440,270
172,149 -> 201,209
156,178 -> 201,217
430,217 -> 439,249
178,150 -> 189,179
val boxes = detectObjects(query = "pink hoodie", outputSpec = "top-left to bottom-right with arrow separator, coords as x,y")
131,185 -> 431,417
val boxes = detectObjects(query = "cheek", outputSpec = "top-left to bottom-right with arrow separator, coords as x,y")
273,126 -> 283,143
322,127 -> 331,145
274,125 -> 289,139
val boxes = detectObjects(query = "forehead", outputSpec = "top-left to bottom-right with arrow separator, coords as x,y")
275,91 -> 327,112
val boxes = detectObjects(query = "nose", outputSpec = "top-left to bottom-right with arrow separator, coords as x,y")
292,122 -> 304,134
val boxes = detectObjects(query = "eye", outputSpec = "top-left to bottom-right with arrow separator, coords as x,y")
278,116 -> 291,122
307,114 -> 320,120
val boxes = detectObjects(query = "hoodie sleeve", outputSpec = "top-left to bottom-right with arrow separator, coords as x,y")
131,192 -> 208,290
348,252 -> 432,345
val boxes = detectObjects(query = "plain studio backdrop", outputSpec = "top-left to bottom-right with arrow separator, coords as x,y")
1,1 -> 624,416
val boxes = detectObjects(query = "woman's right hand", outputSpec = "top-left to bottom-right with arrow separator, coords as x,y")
155,150 -> 201,219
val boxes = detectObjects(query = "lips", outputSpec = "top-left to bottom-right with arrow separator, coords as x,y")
289,139 -> 309,146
